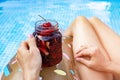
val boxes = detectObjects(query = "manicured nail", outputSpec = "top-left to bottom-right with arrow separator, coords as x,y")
74,55 -> 79,59
73,75 -> 80,80
75,58 -> 80,61
28,34 -> 33,38
11,59 -> 17,64
63,53 -> 70,60
67,44 -> 71,48
69,69 -> 75,75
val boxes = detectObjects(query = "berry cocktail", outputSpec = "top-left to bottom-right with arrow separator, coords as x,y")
33,19 -> 62,67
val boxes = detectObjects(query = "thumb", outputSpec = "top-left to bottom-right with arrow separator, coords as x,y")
27,34 -> 37,48
76,58 -> 90,67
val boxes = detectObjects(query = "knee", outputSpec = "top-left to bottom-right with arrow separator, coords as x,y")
90,16 -> 100,21
75,16 -> 87,21
74,16 -> 89,27
75,16 -> 100,21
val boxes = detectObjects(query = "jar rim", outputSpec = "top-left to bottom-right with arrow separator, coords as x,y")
35,19 -> 58,27
35,19 -> 59,34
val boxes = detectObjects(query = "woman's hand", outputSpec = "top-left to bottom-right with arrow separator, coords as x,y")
17,35 -> 42,80
74,46 -> 111,72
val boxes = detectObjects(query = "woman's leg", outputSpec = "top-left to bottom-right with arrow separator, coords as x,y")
89,17 -> 120,80
64,16 -> 113,80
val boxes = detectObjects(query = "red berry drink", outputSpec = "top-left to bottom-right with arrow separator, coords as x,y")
33,19 -> 62,67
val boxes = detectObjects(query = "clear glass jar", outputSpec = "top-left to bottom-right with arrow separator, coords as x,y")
33,20 -> 62,67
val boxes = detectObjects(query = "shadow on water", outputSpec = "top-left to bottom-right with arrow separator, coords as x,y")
0,0 -> 5,15
0,0 -> 7,3
0,7 -> 3,10
0,7 -> 3,15
0,0 -> 6,14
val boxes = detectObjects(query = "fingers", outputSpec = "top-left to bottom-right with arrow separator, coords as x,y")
17,41 -> 29,57
26,34 -> 41,56
17,42 -> 27,54
75,49 -> 89,57
17,41 -> 28,67
75,48 -> 92,67
75,45 -> 93,58
74,46 -> 99,64
26,34 -> 40,54
17,34 -> 38,56
20,41 -> 28,50
27,34 -> 37,48
75,58 -> 90,66
75,45 -> 88,54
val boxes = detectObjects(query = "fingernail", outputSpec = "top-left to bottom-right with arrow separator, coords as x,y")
11,59 -> 17,64
73,75 -> 79,80
75,58 -> 80,61
74,55 -> 78,59
63,53 -> 70,60
28,34 -> 33,38
69,69 -> 75,75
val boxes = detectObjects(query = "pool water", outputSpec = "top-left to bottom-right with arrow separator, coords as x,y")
0,0 -> 120,73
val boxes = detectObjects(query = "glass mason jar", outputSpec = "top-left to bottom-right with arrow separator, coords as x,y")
33,20 -> 62,67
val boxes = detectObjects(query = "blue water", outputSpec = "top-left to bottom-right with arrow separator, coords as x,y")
0,0 -> 120,73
